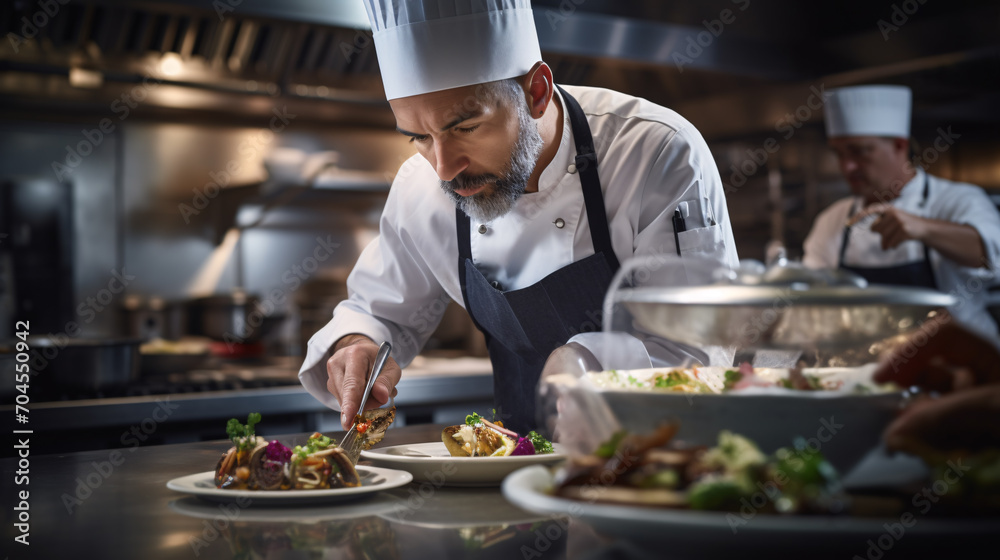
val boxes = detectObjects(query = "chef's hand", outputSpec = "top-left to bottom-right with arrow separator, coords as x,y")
873,313 -> 1000,454
327,334 -> 401,430
852,204 -> 930,250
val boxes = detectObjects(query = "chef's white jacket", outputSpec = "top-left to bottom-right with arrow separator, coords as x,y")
299,85 -> 740,410
803,168 -> 1000,343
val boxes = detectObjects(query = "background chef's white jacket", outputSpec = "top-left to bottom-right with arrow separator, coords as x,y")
299,85 -> 740,410
803,168 -> 1000,343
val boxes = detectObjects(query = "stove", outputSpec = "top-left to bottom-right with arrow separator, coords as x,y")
35,356 -> 303,401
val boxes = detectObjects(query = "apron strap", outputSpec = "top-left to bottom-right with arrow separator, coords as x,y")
918,173 -> 937,287
556,85 -> 621,272
456,208 -> 489,334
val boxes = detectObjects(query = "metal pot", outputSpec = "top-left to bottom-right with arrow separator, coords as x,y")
187,292 -> 284,343
121,296 -> 190,341
0,336 -> 141,394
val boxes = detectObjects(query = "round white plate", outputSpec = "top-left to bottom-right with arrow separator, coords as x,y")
360,441 -> 566,486
168,493 -> 408,522
502,465 -> 998,553
166,466 -> 412,506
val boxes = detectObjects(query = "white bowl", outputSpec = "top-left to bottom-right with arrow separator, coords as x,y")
539,365 -> 904,475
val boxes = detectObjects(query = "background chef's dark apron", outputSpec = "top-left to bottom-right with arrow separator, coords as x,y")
456,86 -> 620,435
838,173 -> 937,288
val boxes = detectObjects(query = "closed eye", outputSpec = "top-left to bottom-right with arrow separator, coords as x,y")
408,134 -> 430,144
456,125 -> 480,134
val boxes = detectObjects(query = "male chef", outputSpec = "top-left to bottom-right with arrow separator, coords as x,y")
298,0 -> 739,434
803,85 -> 1000,343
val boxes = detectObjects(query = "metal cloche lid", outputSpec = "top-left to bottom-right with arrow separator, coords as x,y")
606,259 -> 956,351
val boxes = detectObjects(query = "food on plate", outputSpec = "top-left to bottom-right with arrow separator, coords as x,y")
213,413 -> 360,490
585,362 -> 894,394
552,423 -> 846,514
342,405 -> 397,454
442,412 -> 554,458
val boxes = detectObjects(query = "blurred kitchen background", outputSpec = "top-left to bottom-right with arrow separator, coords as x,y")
1,0 -> 998,453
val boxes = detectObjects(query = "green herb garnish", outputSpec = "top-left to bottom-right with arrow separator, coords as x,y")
225,412 -> 262,452
465,412 -> 483,426
723,369 -> 743,390
595,430 -> 627,458
526,430 -> 554,454
654,370 -> 689,389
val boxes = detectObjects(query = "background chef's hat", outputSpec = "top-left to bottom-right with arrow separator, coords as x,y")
824,85 -> 912,138
362,0 -> 542,100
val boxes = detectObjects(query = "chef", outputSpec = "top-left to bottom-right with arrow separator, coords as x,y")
803,85 -> 1000,343
298,0 -> 739,434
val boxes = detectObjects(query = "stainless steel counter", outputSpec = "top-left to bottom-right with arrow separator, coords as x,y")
1,424 -> 586,560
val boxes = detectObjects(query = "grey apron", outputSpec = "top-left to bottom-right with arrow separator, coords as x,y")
839,173 -> 937,289
456,86 -> 620,435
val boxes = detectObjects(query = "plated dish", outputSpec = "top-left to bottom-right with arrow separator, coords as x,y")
361,441 -> 566,486
547,424 -> 844,513
212,411 -> 393,492
167,465 -> 412,505
502,465 -> 996,554
442,411 -> 555,457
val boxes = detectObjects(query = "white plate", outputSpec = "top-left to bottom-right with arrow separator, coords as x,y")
502,465 -> 997,554
360,442 -> 566,486
168,494 -> 408,522
166,466 -> 412,506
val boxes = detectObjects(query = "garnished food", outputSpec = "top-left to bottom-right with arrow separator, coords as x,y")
442,412 -> 554,458
553,424 -> 846,515
213,414 -> 361,491
340,406 -> 397,462
586,363 -> 890,394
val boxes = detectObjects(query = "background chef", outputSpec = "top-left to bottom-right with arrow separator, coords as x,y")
803,85 -> 1000,344
297,0 -> 739,434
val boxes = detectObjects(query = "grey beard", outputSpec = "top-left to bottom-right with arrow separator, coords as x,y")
442,102 -> 544,223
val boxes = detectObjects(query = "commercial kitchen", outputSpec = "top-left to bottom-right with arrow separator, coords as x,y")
1,0 -> 999,559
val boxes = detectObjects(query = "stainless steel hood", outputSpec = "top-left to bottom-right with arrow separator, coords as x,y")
1,0 -> 998,136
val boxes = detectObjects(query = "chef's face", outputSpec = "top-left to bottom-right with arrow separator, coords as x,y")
390,80 -> 543,223
828,136 -> 911,204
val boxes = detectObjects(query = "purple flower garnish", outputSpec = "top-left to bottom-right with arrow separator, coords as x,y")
264,440 -> 292,463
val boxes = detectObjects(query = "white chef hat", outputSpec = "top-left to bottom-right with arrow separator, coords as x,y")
824,85 -> 912,138
362,0 -> 542,100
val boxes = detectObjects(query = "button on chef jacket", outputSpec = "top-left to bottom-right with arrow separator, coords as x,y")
298,85 -> 740,411
803,168 -> 1000,344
